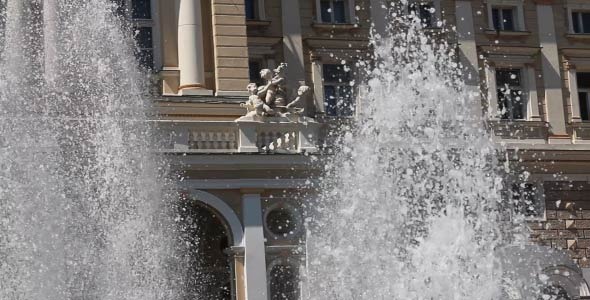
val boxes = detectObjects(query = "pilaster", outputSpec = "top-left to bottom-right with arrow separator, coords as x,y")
281,0 -> 305,96
536,2 -> 568,140
242,191 -> 268,300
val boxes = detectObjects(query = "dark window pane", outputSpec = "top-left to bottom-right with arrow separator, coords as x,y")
512,183 -> 539,217
577,72 -> 590,88
333,0 -> 346,23
573,12 -> 582,33
137,49 -> 153,69
580,92 -> 589,121
324,85 -> 337,116
320,0 -> 332,23
270,265 -> 299,300
502,8 -> 515,31
248,61 -> 262,84
110,0 -> 126,17
419,4 -> 433,27
583,12 -> 590,33
492,8 -> 500,30
496,69 -> 521,87
131,0 -> 151,19
338,85 -> 354,116
245,0 -> 256,20
323,64 -> 351,82
134,27 -> 153,49
497,91 -> 509,119
511,90 -> 524,119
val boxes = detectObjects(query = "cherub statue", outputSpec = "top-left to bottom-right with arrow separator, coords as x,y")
241,83 -> 273,117
285,85 -> 311,115
257,63 -> 287,108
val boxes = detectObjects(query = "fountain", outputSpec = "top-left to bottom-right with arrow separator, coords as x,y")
305,9 -> 578,300
0,1 -> 188,298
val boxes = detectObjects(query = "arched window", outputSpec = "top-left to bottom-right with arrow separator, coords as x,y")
540,285 -> 571,300
177,199 -> 233,299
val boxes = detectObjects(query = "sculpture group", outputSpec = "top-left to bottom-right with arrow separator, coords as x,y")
240,63 -> 311,121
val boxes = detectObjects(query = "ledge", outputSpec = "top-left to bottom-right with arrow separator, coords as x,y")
311,22 -> 360,31
489,119 -> 549,141
484,29 -> 532,37
571,122 -> 590,142
246,19 -> 271,28
566,33 -> 590,40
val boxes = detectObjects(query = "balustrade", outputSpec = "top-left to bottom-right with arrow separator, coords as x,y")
159,120 -> 321,154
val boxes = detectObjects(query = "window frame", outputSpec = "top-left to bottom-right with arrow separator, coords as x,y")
322,63 -> 356,117
245,0 -> 266,21
579,87 -> 590,121
566,1 -> 590,34
495,68 -> 527,120
315,0 -> 356,24
491,6 -> 517,31
485,0 -> 525,31
571,10 -> 590,34
115,0 -> 160,70
266,258 -> 303,300
505,177 -> 546,221
406,0 -> 443,29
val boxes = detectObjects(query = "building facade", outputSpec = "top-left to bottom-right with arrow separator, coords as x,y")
125,0 -> 590,298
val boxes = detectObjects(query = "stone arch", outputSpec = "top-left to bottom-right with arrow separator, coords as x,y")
542,265 -> 590,298
189,189 -> 244,247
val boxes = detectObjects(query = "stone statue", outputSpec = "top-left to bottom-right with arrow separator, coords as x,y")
257,63 -> 287,108
241,83 -> 273,118
238,62 -> 313,122
285,85 -> 311,115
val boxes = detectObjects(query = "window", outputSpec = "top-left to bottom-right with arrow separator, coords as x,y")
248,60 -> 263,85
133,27 -> 154,69
409,2 -> 436,28
323,64 -> 354,117
572,11 -> 590,34
491,6 -> 516,31
111,0 -> 155,69
245,0 -> 257,20
496,69 -> 525,120
511,183 -> 543,218
578,72 -> 590,121
131,0 -> 151,19
245,0 -> 265,20
319,0 -> 349,23
269,264 -> 300,300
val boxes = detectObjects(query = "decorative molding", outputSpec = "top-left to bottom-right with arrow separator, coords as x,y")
188,189 -> 244,247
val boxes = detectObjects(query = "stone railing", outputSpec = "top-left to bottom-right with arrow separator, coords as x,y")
158,120 -> 322,154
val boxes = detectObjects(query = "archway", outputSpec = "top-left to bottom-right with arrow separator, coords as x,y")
177,196 -> 234,299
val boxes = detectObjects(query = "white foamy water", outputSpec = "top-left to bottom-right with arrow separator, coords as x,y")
306,12 -> 548,300
0,1 -> 184,299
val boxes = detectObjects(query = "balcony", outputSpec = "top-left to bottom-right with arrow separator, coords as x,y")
158,119 -> 323,154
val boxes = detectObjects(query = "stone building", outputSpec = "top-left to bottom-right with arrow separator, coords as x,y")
123,0 -> 590,299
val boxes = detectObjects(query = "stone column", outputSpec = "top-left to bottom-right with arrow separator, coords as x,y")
242,191 -> 268,300
455,0 -> 482,120
370,0 -> 388,36
536,1 -> 568,141
43,0 -> 57,87
281,0 -> 305,96
177,0 -> 212,95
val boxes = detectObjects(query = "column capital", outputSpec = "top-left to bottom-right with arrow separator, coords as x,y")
534,0 -> 555,5
240,188 -> 264,194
